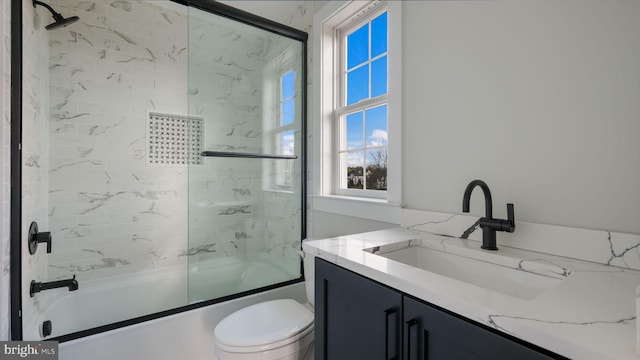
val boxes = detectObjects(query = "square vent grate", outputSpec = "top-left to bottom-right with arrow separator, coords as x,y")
147,112 -> 203,166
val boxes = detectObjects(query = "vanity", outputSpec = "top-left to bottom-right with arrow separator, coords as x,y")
315,257 -> 558,359
303,226 -> 640,360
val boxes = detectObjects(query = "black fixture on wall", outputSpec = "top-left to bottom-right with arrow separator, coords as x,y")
10,0 -> 308,342
28,221 -> 52,254
30,276 -> 79,297
461,180 -> 515,250
32,0 -> 79,30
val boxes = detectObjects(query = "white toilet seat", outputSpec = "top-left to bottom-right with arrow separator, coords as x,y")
215,299 -> 314,353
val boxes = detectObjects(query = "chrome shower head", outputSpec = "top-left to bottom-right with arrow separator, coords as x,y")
33,0 -> 80,31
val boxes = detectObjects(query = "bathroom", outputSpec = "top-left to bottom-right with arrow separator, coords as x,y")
0,0 -> 639,359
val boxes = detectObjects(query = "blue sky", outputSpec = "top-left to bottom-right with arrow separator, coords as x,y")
345,12 -> 388,167
346,105 -> 388,149
279,70 -> 295,155
276,12 -> 388,164
281,70 -> 295,127
347,11 -> 387,106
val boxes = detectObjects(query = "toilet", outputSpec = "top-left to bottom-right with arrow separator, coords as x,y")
213,254 -> 316,360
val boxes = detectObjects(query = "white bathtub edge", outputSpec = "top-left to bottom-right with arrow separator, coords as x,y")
59,282 -> 307,360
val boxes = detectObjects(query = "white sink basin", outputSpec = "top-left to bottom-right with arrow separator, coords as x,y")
365,245 -> 564,300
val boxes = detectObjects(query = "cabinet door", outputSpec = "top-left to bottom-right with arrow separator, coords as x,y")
315,258 -> 402,360
403,296 -> 560,360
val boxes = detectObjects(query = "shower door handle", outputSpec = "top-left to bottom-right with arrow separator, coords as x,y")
201,151 -> 297,159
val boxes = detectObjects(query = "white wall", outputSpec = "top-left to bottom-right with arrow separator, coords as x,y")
403,0 -> 640,235
311,0 -> 640,237
313,211 -> 396,240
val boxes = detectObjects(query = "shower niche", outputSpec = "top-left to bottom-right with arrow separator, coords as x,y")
14,0 -> 306,340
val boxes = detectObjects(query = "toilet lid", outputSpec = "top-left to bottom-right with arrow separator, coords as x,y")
215,299 -> 314,349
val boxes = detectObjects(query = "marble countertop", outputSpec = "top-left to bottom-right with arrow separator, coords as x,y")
303,228 -> 640,360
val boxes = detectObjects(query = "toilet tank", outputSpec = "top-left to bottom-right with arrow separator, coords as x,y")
303,250 -> 315,307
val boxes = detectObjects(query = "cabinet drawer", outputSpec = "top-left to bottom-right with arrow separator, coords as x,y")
315,258 -> 402,360
404,296 -> 561,360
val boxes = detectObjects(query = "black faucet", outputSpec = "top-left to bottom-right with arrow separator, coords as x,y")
30,275 -> 79,297
462,180 -> 515,250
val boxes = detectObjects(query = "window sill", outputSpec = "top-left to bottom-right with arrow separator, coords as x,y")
310,195 -> 401,224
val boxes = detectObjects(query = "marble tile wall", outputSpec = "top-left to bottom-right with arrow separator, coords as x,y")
22,0 -> 51,340
44,0 -> 312,280
0,0 -> 10,342
187,10 -> 268,265
277,2 -> 313,244
187,4 -> 310,271
402,208 -> 640,272
13,0 -> 312,339
45,0 -> 190,282
231,1 -> 313,267
219,0 -> 314,250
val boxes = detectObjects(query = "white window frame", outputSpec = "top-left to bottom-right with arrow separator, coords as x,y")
334,5 -> 389,198
263,47 -> 298,193
312,1 -> 402,221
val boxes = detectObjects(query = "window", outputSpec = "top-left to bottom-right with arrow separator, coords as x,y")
314,1 -> 401,213
338,10 -> 388,195
275,70 -> 296,189
335,5 -> 390,198
263,47 -> 298,192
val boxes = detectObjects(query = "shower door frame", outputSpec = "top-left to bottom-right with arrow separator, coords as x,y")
10,0 -> 308,341
10,0 -> 24,342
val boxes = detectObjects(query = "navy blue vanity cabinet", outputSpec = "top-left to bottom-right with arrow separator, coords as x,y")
315,258 -> 402,360
315,258 -> 565,360
403,296 -> 561,360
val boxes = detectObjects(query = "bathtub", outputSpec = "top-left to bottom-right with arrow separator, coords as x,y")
59,282 -> 307,360
188,255 -> 300,303
26,255 -> 302,341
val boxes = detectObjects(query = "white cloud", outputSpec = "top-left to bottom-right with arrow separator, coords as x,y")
281,133 -> 295,155
346,152 -> 363,167
368,129 -> 388,146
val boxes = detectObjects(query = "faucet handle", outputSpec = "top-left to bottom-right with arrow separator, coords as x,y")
28,221 -> 53,255
38,232 -> 52,253
505,203 -> 515,233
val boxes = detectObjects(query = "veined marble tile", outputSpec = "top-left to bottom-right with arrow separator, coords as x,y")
402,208 -> 640,271
50,1 -> 108,16
32,0 -> 310,324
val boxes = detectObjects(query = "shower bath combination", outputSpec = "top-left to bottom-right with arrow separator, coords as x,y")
32,0 -> 79,30
13,0 -> 307,342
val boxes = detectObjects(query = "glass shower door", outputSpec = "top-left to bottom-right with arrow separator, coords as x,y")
23,0 -> 192,340
18,0 -> 306,341
187,6 -> 305,303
